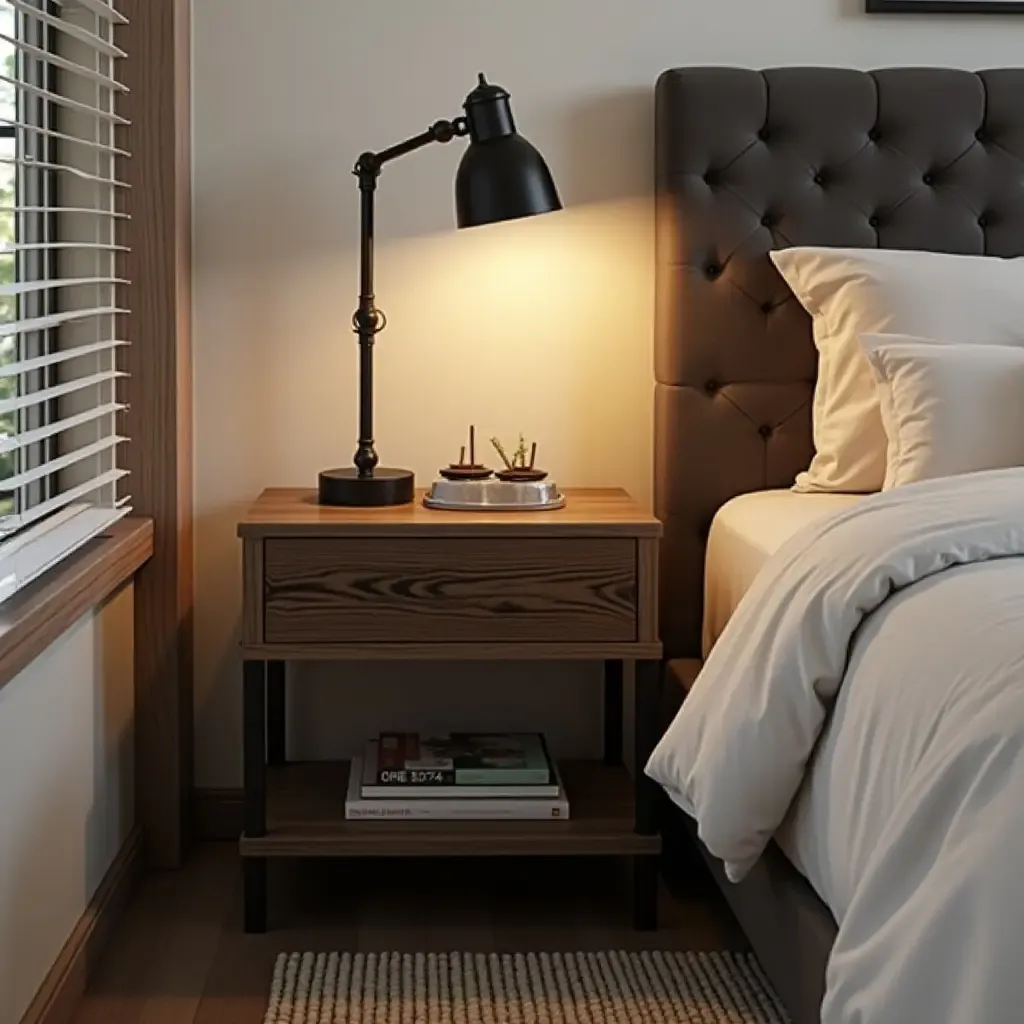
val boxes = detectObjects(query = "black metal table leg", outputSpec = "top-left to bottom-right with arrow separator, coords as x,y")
243,659 -> 268,933
634,659 -> 662,834
603,659 -> 623,766
633,658 -> 663,930
266,660 -> 286,766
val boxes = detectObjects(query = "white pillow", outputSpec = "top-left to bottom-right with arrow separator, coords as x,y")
769,247 -> 1024,493
860,333 -> 1024,489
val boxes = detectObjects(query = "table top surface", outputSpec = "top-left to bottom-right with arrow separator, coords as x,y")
238,487 -> 661,539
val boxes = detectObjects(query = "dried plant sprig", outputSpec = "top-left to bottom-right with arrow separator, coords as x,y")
490,436 -> 515,471
514,434 -> 529,469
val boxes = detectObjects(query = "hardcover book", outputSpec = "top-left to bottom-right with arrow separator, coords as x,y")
361,740 -> 560,799
345,757 -> 570,821
375,732 -> 553,787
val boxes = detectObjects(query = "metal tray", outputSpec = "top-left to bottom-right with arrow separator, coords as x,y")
423,479 -> 565,512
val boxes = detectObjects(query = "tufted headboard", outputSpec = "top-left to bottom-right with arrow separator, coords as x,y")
654,66 -> 1024,658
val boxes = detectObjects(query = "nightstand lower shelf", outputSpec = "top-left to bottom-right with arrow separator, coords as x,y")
239,759 -> 661,858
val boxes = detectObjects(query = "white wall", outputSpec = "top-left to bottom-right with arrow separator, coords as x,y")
0,583 -> 134,1024
192,0 -> 1024,787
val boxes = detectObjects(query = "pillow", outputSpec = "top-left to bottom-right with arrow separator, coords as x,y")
769,247 -> 1024,493
860,333 -> 1024,489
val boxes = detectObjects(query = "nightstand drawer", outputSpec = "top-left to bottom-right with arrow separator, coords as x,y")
262,537 -> 637,645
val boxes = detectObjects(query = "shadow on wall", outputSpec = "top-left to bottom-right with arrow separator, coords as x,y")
840,0 -> 869,16
0,593 -> 135,1023
86,584 -> 135,893
556,88 -> 655,207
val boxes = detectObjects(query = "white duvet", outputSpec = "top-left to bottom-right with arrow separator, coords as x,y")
647,468 -> 1024,1024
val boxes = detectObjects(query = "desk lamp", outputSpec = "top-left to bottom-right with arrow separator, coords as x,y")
318,74 -> 562,507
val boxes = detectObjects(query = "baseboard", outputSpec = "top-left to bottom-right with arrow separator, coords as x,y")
20,825 -> 144,1024
193,786 -> 242,840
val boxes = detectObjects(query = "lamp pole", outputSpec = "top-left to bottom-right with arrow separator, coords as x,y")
319,119 -> 467,507
350,120 -> 467,481
352,158 -> 382,480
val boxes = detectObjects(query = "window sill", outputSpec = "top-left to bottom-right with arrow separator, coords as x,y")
0,517 -> 154,693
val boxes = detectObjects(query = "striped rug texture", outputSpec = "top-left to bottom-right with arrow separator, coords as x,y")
265,950 -> 790,1023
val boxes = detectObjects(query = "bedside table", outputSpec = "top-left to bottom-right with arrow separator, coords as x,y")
237,487 -> 663,932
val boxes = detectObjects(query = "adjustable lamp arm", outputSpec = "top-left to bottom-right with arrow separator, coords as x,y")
356,117 -> 470,179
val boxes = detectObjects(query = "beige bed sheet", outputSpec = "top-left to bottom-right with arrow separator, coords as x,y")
702,489 -> 863,658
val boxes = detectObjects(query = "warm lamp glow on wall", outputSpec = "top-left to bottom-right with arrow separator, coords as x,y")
318,75 -> 562,507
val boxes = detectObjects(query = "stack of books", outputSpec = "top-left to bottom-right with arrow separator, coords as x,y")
345,732 -> 570,820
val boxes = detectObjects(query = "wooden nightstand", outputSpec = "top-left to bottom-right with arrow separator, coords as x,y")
237,487 -> 663,932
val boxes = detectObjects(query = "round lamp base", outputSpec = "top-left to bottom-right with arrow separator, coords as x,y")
317,467 -> 415,507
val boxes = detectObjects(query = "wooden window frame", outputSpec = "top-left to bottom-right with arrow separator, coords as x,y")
117,0 -> 193,869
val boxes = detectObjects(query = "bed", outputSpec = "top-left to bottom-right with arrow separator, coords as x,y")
651,66 -> 1024,1024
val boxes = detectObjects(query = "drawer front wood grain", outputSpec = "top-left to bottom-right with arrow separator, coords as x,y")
263,538 -> 636,645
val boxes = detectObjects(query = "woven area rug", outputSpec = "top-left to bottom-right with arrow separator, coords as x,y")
265,951 -> 789,1023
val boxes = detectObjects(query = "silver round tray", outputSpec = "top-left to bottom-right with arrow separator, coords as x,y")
424,479 -> 565,512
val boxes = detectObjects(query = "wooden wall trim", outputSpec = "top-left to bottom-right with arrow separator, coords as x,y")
19,828 -> 144,1024
117,0 -> 193,869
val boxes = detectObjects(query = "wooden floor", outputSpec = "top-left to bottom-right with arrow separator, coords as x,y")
71,842 -> 746,1024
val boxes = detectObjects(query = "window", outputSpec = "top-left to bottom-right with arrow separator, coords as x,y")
0,0 -> 129,603
0,6 -> 20,518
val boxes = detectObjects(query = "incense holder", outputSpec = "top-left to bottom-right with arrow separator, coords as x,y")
495,467 -> 548,482
424,479 -> 564,512
439,464 -> 493,481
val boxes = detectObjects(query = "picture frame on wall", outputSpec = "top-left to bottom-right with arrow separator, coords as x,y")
868,0 -> 1024,10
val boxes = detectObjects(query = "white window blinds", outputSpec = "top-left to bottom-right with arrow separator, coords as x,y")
0,0 -> 128,604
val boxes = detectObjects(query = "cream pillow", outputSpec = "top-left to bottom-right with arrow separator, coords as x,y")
769,247 -> 1024,493
860,333 -> 1024,489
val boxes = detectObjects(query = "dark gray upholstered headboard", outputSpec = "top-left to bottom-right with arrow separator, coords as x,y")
655,66 -> 1024,659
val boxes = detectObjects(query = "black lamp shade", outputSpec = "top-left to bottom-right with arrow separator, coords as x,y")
456,135 -> 561,228
454,74 -> 561,228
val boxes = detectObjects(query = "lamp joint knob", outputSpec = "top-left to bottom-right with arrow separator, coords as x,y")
353,151 -> 381,183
